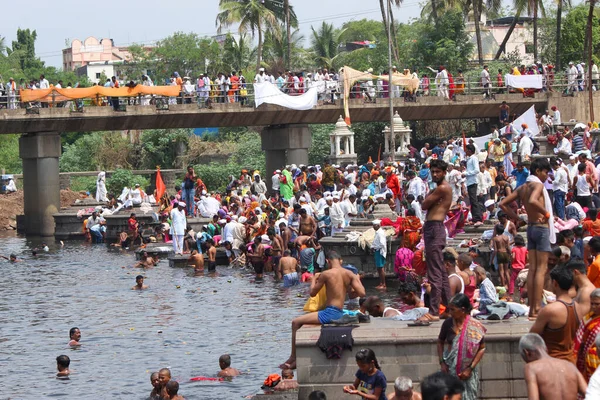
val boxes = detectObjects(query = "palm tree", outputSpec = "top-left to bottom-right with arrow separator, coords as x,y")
224,33 -> 257,71
216,0 -> 280,72
555,0 -> 572,70
310,22 -> 345,69
512,0 -> 545,61
263,24 -> 305,70
378,0 -> 402,61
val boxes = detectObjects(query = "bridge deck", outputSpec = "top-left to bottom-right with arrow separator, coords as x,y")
0,93 -> 548,134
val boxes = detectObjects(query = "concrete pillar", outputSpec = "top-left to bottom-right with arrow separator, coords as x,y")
265,150 -> 286,181
19,132 -> 61,236
261,124 -> 311,172
350,136 -> 355,155
335,136 -> 341,155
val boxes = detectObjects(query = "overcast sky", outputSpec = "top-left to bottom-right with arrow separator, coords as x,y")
3,0 -> 426,68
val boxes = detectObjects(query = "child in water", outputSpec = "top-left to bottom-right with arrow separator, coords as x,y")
343,348 -> 387,399
165,381 -> 184,400
149,372 -> 160,399
56,355 -> 70,377
217,354 -> 241,377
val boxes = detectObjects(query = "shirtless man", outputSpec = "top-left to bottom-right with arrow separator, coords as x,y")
149,372 -> 161,399
206,239 -> 217,273
274,369 -> 299,391
165,381 -> 184,400
501,157 -> 554,318
492,224 -> 510,289
280,222 -> 291,252
0,254 -> 19,262
565,259 -> 596,315
519,333 -> 586,400
157,368 -> 172,399
249,235 -> 266,279
279,250 -> 366,370
135,251 -> 156,268
299,208 -> 317,236
363,295 -> 402,317
268,228 -> 284,274
420,159 -> 452,321
132,275 -> 148,290
187,250 -> 204,272
217,354 -> 241,377
278,250 -> 299,286
56,355 -> 71,377
387,376 -> 422,400
68,327 -> 81,346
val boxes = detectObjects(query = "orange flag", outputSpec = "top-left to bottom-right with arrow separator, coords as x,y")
156,168 -> 166,200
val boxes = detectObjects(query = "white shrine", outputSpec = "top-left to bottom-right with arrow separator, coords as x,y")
329,116 -> 358,166
383,111 -> 412,158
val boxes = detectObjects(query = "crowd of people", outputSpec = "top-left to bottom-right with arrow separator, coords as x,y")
2,59 -> 599,109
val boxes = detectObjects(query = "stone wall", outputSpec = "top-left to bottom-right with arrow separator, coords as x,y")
548,91 -> 600,123
296,318 -> 532,400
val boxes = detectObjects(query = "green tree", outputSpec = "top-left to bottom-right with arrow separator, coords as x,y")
309,125 -> 333,165
0,135 -> 22,174
560,5 -> 600,68
151,33 -> 216,80
310,22 -> 344,69
139,129 -> 192,169
263,25 -> 305,71
217,0 -> 281,72
7,28 -> 44,71
121,44 -> 152,81
353,122 -> 386,165
106,169 -> 149,195
224,33 -> 256,72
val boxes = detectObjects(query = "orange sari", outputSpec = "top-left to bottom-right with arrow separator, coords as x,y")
401,216 -> 422,250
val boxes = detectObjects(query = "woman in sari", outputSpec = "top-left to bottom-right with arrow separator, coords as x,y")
400,208 -> 422,250
455,69 -> 465,95
575,288 -> 600,381
438,294 -> 486,400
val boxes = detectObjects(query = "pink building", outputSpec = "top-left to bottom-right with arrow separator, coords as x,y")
62,37 -> 134,71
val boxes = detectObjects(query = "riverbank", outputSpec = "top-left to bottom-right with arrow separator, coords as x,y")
0,190 -> 82,230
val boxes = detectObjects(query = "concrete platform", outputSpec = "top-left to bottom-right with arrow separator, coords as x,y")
296,318 -> 533,400
135,243 -> 174,260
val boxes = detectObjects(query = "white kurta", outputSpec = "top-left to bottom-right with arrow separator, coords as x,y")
170,208 -> 187,253
96,172 -> 108,202
371,227 -> 387,257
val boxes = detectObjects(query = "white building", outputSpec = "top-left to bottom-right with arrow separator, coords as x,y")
77,61 -> 116,84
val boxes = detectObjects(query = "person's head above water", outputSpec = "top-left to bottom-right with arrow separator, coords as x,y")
281,369 -> 294,380
165,380 -> 179,396
56,355 -> 70,371
219,354 -> 232,369
158,368 -> 171,387
136,275 -> 144,285
398,280 -> 420,306
363,296 -> 385,317
150,372 -> 160,389
69,327 -> 81,342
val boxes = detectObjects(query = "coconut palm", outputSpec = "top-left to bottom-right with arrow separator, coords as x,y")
379,0 -> 402,61
216,0 -> 281,72
310,22 -> 345,69
511,0 -> 545,61
224,33 -> 257,72
263,24 -> 305,70
554,0 -> 572,70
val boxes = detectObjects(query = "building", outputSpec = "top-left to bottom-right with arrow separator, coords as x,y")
63,36 -> 152,71
76,61 -> 118,84
466,12 -> 534,65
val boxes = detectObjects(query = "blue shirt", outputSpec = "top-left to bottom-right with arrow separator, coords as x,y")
355,369 -> 387,400
465,155 -> 479,186
511,168 -> 530,188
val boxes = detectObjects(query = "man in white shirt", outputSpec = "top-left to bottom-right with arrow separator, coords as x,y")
554,132 -> 572,156
329,195 -> 345,235
481,65 -> 492,99
407,171 -> 425,199
591,60 -> 599,91
443,144 -> 454,164
371,220 -> 388,289
271,170 -> 281,195
551,158 -> 568,220
476,162 -> 492,202
566,155 -> 579,182
407,194 -> 424,221
551,106 -> 561,125
446,163 -> 463,204
567,62 -> 578,94
171,202 -> 187,254
254,68 -> 267,83
435,66 -> 449,99
420,143 -> 430,160
517,132 -> 534,162
197,195 -> 221,218
129,184 -> 143,205
541,110 -> 553,134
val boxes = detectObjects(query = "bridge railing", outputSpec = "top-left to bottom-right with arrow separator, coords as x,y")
0,73 -> 589,111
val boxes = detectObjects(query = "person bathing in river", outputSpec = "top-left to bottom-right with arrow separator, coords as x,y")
188,250 -> 204,272
149,372 -> 161,399
279,250 -> 366,370
165,381 -> 185,400
217,354 -> 241,377
206,239 -> 217,273
278,249 -> 299,286
132,275 -> 148,290
56,355 -> 71,377
68,327 -> 81,346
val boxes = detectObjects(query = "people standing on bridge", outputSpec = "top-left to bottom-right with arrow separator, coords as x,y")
6,77 -> 17,110
433,66 -> 449,99
255,68 -> 267,84
567,62 -> 578,95
481,65 -> 493,100
182,166 -> 196,216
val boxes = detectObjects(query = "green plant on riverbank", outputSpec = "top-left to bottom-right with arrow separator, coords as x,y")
106,169 -> 149,196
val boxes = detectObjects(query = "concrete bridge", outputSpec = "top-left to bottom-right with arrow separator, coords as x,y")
1,91 -> 597,236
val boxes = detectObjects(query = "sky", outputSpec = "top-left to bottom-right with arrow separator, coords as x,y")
3,0 -> 425,68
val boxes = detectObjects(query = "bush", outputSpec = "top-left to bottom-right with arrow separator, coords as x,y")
70,176 -> 98,194
106,169 -> 149,195
309,125 -> 333,165
0,134 -> 22,174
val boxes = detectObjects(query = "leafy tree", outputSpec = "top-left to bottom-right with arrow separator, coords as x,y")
223,33 -> 256,72
309,125 -> 333,166
150,33 -> 217,81
310,22 -> 344,69
139,129 -> 192,170
7,28 -> 44,71
339,19 -> 387,43
106,169 -> 149,195
60,133 -> 104,172
352,122 -> 387,164
121,44 -> 152,81
216,0 -> 281,72
560,5 -> 600,68
262,25 -> 305,71
0,135 -> 21,174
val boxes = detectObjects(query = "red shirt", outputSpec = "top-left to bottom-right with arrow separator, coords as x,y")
128,218 -> 137,232
511,246 -> 527,270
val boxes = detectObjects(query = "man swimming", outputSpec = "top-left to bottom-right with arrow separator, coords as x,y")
207,239 -> 217,273
188,250 -> 204,272
274,369 -> 299,391
68,327 -> 81,346
158,368 -> 172,399
279,250 -> 366,370
0,254 -> 19,262
56,355 -> 70,377
217,354 -> 241,377
132,275 -> 148,290
149,372 -> 160,399
165,381 -> 184,400
278,250 -> 299,287
135,251 -> 156,268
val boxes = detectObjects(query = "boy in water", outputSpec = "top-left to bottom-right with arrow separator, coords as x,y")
274,369 -> 299,391
165,381 -> 184,400
68,327 -> 81,346
187,250 -> 204,272
132,275 -> 148,290
158,368 -> 172,399
207,239 -> 217,272
278,249 -> 299,286
149,372 -> 160,399
56,355 -> 70,377
217,354 -> 241,377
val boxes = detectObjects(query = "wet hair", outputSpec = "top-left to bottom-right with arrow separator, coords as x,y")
326,250 -> 342,261
443,251 -> 456,264
398,280 -> 420,296
56,355 -> 70,369
449,293 -> 473,313
308,391 -> 327,400
394,376 -> 413,392
550,266 -> 574,291
150,371 -> 159,381
166,380 -> 179,395
590,237 -> 600,253
9,254 -> 16,259
430,159 -> 448,172
421,371 -> 465,400
283,249 -> 291,256
159,368 -> 171,378
519,333 -> 547,356
219,354 -> 231,367
494,224 -> 504,235
355,348 -> 381,369
566,259 -> 586,275
136,275 -> 144,280
69,327 -> 79,338
514,234 -> 525,246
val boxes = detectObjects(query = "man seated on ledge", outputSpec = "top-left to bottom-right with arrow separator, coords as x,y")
279,250 -> 366,370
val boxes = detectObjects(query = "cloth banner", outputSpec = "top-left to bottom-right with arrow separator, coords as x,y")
504,75 -> 543,89
472,105 -> 540,149
341,66 -> 420,126
20,85 -> 182,102
155,169 -> 166,200
254,82 -> 318,110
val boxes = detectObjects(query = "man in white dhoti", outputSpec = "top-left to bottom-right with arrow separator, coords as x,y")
435,66 -> 449,99
96,171 -> 108,202
171,202 -> 187,254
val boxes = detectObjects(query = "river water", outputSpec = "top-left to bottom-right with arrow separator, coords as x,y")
0,234 -> 399,399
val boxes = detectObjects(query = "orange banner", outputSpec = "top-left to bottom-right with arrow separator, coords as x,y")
20,85 -> 182,102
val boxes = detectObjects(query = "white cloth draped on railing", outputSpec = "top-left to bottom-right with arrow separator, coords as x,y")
254,82 -> 318,110
504,74 -> 544,89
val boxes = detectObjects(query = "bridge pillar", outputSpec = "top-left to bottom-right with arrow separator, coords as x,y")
261,124 -> 311,178
19,132 -> 61,236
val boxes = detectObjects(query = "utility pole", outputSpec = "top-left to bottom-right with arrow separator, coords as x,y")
285,0 -> 291,70
387,0 -> 395,162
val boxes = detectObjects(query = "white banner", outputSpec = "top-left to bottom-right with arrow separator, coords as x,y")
254,82 -> 318,110
470,105 -> 540,150
504,74 -> 544,89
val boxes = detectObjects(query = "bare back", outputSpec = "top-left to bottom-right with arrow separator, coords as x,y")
525,358 -> 586,400
518,181 -> 546,224
280,256 -> 298,276
320,267 -> 365,309
493,235 -> 509,253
